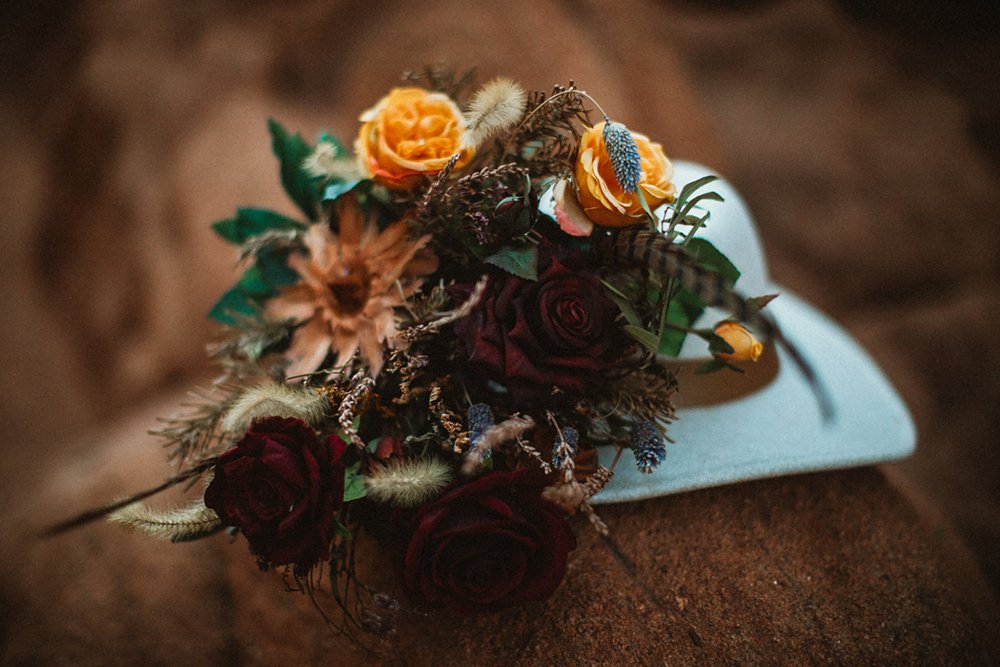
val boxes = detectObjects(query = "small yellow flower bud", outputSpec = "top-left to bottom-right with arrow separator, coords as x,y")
713,322 -> 764,362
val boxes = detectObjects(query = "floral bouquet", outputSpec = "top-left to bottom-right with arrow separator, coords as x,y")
50,67 -> 823,642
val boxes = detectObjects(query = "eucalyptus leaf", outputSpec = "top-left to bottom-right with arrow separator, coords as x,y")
485,244 -> 538,280
322,179 -> 363,203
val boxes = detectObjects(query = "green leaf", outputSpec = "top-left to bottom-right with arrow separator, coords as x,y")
695,358 -> 727,375
747,293 -> 779,312
707,333 -> 735,356
677,191 -> 725,220
237,249 -> 299,297
485,244 -> 538,280
208,249 -> 299,325
322,179 -> 363,203
624,324 -> 660,355
212,208 -> 305,244
600,279 -> 643,328
268,118 -> 321,221
343,461 -> 367,503
676,175 -> 719,205
658,288 -> 705,356
208,286 -> 260,325
333,520 -> 352,539
687,238 -> 740,287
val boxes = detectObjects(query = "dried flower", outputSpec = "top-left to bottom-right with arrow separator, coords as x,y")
713,321 -> 764,362
304,140 -> 361,181
630,419 -> 666,474
463,77 -> 527,149
602,120 -> 641,193
268,198 -> 438,376
221,381 -> 328,434
365,458 -> 453,507
108,500 -> 221,543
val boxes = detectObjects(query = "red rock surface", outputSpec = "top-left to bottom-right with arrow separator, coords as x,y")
2,0 -> 999,664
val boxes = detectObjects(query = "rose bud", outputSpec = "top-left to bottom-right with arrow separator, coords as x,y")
713,321 -> 764,362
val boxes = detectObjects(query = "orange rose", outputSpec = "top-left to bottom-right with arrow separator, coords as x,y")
574,121 -> 676,227
355,87 -> 474,190
713,322 -> 764,362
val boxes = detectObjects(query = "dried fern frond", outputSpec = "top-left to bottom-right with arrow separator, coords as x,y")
402,64 -> 476,99
607,368 -> 679,423
207,315 -> 293,370
108,499 -> 222,543
222,381 -> 329,434
464,77 -> 527,149
153,386 -> 242,464
501,83 -> 592,178
237,229 -> 305,263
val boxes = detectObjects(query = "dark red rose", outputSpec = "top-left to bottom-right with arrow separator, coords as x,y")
394,469 -> 575,613
204,417 -> 347,573
454,245 -> 621,401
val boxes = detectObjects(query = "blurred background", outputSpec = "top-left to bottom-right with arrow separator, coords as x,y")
1,0 -> 998,650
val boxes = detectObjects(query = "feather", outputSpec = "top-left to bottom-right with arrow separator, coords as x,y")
595,229 -> 834,419
464,77 -> 527,149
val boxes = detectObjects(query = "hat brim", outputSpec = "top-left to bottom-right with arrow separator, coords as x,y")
592,278 -> 915,503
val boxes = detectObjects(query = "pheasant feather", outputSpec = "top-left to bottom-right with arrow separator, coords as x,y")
594,228 -> 833,419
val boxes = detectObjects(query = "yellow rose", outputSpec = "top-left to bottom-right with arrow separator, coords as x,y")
355,87 -> 474,190
574,121 -> 676,227
713,322 -> 764,362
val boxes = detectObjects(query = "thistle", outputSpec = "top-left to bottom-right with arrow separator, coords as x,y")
630,419 -> 666,474
464,77 -> 527,149
365,458 -> 453,508
602,120 -> 641,193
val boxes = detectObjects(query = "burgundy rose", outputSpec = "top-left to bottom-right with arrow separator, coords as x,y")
204,417 -> 347,573
394,469 -> 575,613
455,245 -> 621,401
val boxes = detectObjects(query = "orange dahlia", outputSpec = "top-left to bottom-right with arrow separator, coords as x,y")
269,200 -> 437,377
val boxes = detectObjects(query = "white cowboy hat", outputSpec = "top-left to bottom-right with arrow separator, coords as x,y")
591,160 -> 915,503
